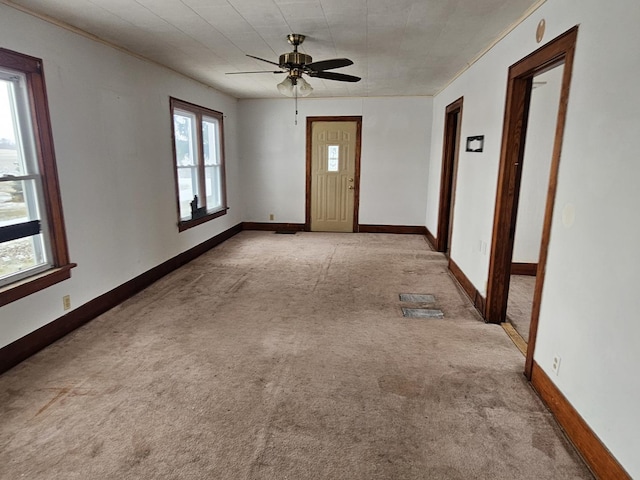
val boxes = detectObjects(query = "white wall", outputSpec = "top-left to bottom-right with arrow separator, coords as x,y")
239,96 -> 432,226
512,66 -> 563,263
0,4 -> 242,348
426,0 -> 640,475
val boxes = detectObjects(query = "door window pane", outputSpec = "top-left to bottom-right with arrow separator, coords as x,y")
328,145 -> 339,171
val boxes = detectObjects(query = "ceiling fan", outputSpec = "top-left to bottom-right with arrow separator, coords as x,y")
227,33 -> 361,97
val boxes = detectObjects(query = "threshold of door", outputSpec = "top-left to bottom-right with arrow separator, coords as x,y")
501,322 -> 527,356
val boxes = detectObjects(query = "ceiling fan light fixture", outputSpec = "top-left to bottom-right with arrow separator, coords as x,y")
277,76 -> 313,97
277,76 -> 295,97
230,33 -> 359,100
298,77 -> 313,97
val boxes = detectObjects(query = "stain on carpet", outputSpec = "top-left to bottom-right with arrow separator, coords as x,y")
128,433 -> 152,466
35,387 -> 71,417
378,375 -> 423,398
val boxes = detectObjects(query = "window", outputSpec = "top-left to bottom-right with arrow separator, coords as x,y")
0,48 -> 73,306
170,98 -> 227,231
327,145 -> 339,171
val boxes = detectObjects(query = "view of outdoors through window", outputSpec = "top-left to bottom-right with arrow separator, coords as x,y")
171,99 -> 225,226
0,74 -> 47,283
202,117 -> 222,211
173,109 -> 199,219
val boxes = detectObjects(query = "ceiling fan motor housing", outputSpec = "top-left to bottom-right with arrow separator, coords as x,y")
279,52 -> 312,70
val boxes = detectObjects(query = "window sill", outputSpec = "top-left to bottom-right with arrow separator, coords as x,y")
0,263 -> 77,308
178,208 -> 228,232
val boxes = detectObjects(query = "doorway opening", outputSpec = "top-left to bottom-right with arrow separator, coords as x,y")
305,116 -> 362,232
484,27 -> 578,379
436,97 -> 463,255
506,64 -> 564,348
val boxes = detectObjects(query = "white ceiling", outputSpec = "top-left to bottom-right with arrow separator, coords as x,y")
5,0 -> 542,98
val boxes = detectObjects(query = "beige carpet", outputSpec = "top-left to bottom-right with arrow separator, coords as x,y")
507,275 -> 537,343
0,232 -> 591,479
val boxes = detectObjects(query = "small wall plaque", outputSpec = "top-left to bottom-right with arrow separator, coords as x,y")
466,135 -> 484,152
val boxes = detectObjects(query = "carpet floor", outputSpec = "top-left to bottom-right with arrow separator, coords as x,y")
507,275 -> 537,344
0,232 -> 592,479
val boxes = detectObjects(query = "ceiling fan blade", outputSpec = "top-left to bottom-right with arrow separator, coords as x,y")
305,58 -> 353,71
308,71 -> 361,83
226,70 -> 285,75
246,54 -> 280,67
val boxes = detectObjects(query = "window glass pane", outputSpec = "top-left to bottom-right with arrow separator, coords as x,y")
202,117 -> 222,211
202,117 -> 219,166
205,166 -> 221,211
177,166 -> 198,219
0,179 -> 41,226
328,145 -> 339,171
173,110 -> 198,167
174,109 -> 200,220
0,78 -> 22,176
0,73 -> 34,177
0,234 -> 47,281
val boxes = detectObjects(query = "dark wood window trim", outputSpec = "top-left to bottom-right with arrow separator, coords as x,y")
0,48 -> 73,308
177,208 -> 228,232
170,97 -> 228,232
0,264 -> 75,308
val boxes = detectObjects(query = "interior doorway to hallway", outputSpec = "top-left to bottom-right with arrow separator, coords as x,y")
485,27 -> 578,378
506,65 -> 565,348
305,116 -> 362,232
436,98 -> 463,255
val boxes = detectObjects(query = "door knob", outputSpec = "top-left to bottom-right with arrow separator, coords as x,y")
348,177 -> 354,182
348,185 -> 355,190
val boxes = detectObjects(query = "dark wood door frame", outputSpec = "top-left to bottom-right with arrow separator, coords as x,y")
484,27 -> 578,379
305,116 -> 363,232
436,97 -> 464,253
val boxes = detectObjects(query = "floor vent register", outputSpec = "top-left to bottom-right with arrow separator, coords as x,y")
400,293 -> 444,319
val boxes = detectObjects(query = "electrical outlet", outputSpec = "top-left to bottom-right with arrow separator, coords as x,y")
269,213 -> 274,221
551,355 -> 561,375
62,295 -> 71,311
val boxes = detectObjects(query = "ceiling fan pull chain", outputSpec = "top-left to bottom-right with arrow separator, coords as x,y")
295,86 -> 298,125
